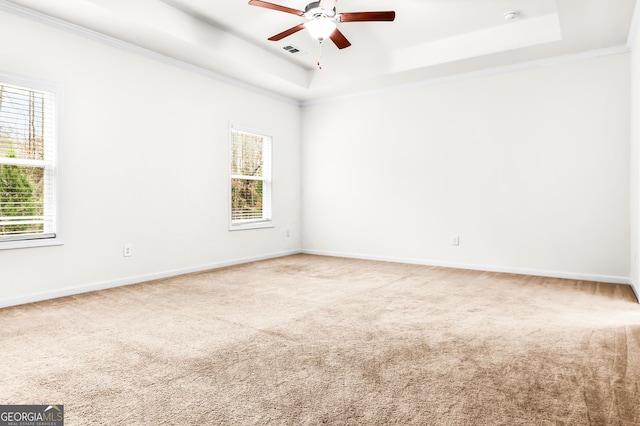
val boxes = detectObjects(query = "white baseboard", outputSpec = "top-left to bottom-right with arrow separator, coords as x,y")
630,279 -> 640,303
0,250 -> 302,309
2,249 -> 634,309
302,249 -> 631,285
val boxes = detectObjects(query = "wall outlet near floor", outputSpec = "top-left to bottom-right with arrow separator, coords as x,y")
451,235 -> 460,246
286,229 -> 290,238
123,244 -> 132,257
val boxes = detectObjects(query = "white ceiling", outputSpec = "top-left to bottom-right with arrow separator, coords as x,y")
2,0 -> 637,102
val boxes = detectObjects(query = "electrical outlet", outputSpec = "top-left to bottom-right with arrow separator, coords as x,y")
451,235 -> 460,246
286,229 -> 290,238
123,244 -> 132,257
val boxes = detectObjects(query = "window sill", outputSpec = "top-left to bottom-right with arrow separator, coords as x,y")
229,220 -> 274,231
0,237 -> 64,250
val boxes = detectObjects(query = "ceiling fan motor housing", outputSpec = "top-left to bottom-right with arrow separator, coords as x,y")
305,1 -> 336,19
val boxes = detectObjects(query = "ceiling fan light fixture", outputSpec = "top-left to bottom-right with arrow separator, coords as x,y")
305,18 -> 336,41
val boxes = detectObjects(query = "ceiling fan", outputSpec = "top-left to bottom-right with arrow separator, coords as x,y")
248,0 -> 396,50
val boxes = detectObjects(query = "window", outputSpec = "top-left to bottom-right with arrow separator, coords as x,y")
230,125 -> 272,230
0,76 -> 59,249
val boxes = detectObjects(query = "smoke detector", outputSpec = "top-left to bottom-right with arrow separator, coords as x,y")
503,10 -> 518,20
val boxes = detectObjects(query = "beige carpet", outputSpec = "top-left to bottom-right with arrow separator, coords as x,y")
1,254 -> 640,425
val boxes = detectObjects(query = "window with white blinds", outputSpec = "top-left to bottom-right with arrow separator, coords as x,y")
0,78 -> 58,247
230,125 -> 272,230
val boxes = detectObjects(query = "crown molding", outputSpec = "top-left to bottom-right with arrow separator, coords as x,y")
0,0 -> 633,108
302,45 -> 631,107
0,0 -> 300,106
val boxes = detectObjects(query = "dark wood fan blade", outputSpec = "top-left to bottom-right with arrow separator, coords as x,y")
268,24 -> 305,41
319,0 -> 338,10
339,11 -> 396,22
329,28 -> 351,49
248,0 -> 304,16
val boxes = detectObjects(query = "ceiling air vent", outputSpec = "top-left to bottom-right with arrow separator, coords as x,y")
283,45 -> 308,56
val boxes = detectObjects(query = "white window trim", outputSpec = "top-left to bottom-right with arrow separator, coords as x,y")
228,123 -> 274,231
0,71 -> 63,250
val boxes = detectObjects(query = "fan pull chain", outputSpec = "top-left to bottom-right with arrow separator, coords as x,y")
317,40 -> 323,70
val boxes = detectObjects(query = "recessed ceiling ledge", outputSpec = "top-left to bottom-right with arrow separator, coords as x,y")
391,13 -> 563,73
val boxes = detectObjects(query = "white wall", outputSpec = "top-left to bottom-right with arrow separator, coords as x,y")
0,11 -> 301,306
302,54 -> 631,282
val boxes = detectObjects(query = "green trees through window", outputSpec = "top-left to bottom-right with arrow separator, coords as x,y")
0,146 -> 42,235
0,81 -> 55,242
230,127 -> 272,227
